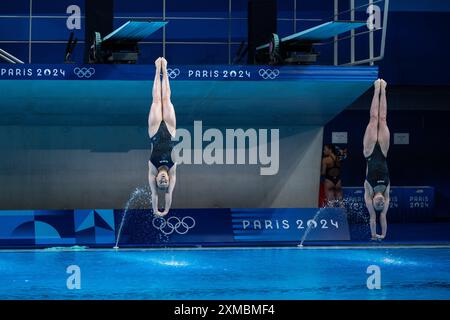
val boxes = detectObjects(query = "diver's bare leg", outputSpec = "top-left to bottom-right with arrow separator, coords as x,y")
378,79 -> 390,156
363,79 -> 381,157
324,180 -> 336,204
161,57 -> 176,136
335,180 -> 343,203
148,58 -> 163,138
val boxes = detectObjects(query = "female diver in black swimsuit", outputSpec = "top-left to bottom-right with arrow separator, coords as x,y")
363,79 -> 390,240
148,57 -> 177,217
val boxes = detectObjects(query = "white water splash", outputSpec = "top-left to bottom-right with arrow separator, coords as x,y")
299,198 -> 350,247
114,186 -> 152,249
381,257 -> 418,266
298,207 -> 327,247
157,259 -> 189,267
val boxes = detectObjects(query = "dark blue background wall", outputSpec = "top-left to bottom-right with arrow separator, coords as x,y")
1,0 -> 450,85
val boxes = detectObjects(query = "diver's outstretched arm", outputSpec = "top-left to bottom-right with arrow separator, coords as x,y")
379,184 -> 390,239
161,164 -> 177,216
148,162 -> 165,216
365,181 -> 379,239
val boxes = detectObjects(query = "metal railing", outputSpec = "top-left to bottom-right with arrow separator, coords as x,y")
0,48 -> 25,64
0,0 -> 388,66
334,0 -> 390,66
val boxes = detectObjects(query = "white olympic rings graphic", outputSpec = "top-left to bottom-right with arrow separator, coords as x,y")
74,67 -> 96,79
152,216 -> 196,235
258,68 -> 280,80
166,68 -> 181,79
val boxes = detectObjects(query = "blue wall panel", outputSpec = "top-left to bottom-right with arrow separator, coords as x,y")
277,19 -> 295,37
114,0 -> 163,17
32,18 -> 85,41
31,43 -> 83,63
166,0 -> 228,18
0,0 -> 30,15
230,19 -> 247,42
0,18 -> 29,41
277,0 -> 295,19
379,12 -> 450,85
389,0 -> 450,12
165,44 -> 229,64
165,19 -> 228,42
135,43 -> 164,63
32,0 -> 84,15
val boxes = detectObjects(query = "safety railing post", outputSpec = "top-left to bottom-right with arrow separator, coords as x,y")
350,0 -> 355,64
369,0 -> 374,66
29,0 -> 33,63
334,0 -> 339,65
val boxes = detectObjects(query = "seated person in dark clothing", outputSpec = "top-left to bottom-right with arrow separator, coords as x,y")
321,144 -> 343,206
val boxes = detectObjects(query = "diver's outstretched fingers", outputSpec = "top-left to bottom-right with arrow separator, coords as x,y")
154,210 -> 168,217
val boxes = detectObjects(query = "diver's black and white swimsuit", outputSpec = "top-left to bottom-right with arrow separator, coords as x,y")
365,142 -> 390,193
324,156 -> 341,185
150,121 -> 175,169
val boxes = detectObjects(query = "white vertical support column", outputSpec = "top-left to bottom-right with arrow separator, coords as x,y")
369,0 -> 374,66
28,0 -> 33,63
228,0 -> 232,64
334,0 -> 338,66
163,0 -> 166,58
350,0 -> 355,64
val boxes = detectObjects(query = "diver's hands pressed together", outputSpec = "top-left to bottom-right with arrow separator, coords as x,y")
153,208 -> 169,217
159,208 -> 171,217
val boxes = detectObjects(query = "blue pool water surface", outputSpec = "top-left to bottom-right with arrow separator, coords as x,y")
0,247 -> 449,300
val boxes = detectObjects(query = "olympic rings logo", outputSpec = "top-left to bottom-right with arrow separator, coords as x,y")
258,69 -> 280,80
166,68 -> 180,79
73,67 -> 96,79
152,216 -> 196,235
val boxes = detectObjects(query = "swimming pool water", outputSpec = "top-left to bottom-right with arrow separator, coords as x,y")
0,247 -> 449,300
